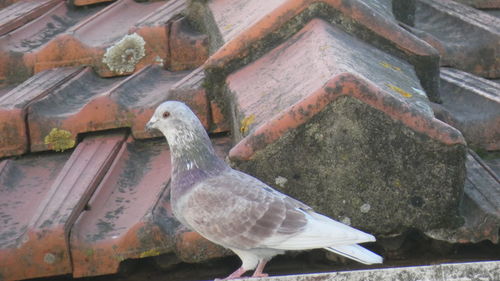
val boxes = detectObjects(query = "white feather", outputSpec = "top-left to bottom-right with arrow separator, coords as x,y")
263,210 -> 375,250
325,244 -> 383,264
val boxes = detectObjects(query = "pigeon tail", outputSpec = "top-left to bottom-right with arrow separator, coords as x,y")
325,244 -> 383,265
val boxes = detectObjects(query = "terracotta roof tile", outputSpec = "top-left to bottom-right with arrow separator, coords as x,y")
35,0 -> 181,77
70,0 -> 114,6
0,132 -> 126,280
196,0 -> 441,101
70,136 -> 232,277
166,17 -> 209,71
27,65 -> 208,153
0,0 -> 60,36
414,0 -> 500,78
0,67 -> 83,158
0,2 -> 103,85
432,68 -> 500,151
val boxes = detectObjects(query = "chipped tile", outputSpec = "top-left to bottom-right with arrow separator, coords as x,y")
0,132 -> 126,280
414,0 -> 500,78
0,67 -> 83,158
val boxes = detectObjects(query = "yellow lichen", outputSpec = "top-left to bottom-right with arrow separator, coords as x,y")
380,61 -> 401,71
386,83 -> 413,98
139,248 -> 161,258
44,128 -> 75,152
240,114 -> 255,135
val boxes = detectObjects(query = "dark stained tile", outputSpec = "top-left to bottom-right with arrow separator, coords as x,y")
0,67 -> 83,158
432,68 -> 500,151
0,2 -> 104,85
35,0 -> 186,77
28,67 -> 126,152
70,0 -> 114,6
70,136 -> 231,277
426,151 -> 500,244
414,0 -> 500,78
166,17 -> 209,71
0,0 -> 60,36
0,132 -> 126,280
27,65 -> 210,154
452,0 -> 500,9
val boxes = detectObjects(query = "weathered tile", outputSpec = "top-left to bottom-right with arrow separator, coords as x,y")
27,65 -> 208,152
35,0 -> 186,77
169,67 -> 230,132
71,136 -> 232,277
414,0 -> 500,78
453,0 -> 500,9
166,17 -> 209,71
0,67 -> 83,158
28,67 -> 126,152
70,0 -> 115,6
0,132 -> 126,280
226,19 -> 466,236
192,0 -> 441,101
432,68 -> 500,151
0,2 -> 103,85
0,0 -> 60,36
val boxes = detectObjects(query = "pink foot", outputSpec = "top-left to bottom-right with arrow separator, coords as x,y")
215,267 -> 247,280
251,260 -> 269,278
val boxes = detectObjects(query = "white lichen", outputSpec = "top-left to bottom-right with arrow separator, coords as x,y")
102,33 -> 146,75
275,176 -> 288,187
360,203 -> 371,213
341,217 -> 351,226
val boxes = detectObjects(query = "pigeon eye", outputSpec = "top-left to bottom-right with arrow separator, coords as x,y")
162,111 -> 171,118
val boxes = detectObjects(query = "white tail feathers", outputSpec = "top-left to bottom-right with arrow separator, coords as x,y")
325,244 -> 383,265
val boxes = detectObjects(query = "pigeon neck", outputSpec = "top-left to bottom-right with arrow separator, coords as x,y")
166,124 -> 227,175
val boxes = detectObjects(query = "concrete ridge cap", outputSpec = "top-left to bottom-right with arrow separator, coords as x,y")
229,72 -> 464,162
251,260 -> 500,281
205,0 -> 436,70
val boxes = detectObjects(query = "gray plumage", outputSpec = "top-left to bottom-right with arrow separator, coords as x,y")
146,101 -> 382,279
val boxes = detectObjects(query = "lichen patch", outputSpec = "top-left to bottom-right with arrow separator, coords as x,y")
44,128 -> 75,152
102,33 -> 146,75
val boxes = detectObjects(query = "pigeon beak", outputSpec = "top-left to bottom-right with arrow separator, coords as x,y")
145,120 -> 156,133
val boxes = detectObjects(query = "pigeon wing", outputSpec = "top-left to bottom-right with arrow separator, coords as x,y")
180,169 -> 309,250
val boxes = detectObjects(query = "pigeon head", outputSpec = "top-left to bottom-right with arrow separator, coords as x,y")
146,101 -> 224,173
146,101 -> 203,136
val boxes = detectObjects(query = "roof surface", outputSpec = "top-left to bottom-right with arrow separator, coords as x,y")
0,0 -> 499,280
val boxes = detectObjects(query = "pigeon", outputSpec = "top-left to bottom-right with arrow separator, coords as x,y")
146,101 -> 382,279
